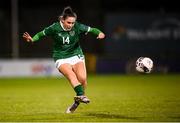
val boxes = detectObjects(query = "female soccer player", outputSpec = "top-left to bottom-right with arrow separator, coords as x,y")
23,6 -> 105,113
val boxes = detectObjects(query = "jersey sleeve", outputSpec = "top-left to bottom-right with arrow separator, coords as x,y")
77,22 -> 91,34
43,23 -> 55,36
32,31 -> 45,42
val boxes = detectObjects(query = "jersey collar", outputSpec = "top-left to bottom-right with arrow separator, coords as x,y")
59,21 -> 66,31
60,21 -> 69,31
59,21 -> 75,31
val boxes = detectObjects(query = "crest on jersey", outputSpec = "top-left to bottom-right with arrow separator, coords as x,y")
69,31 -> 75,36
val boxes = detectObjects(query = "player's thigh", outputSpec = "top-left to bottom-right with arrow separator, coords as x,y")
58,63 -> 79,85
72,62 -> 87,82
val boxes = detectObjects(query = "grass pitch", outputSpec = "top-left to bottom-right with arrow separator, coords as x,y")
0,74 -> 180,122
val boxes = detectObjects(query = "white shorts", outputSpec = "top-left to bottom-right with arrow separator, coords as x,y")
55,55 -> 85,69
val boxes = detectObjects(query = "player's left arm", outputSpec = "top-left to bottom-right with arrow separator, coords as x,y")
89,28 -> 105,39
77,22 -> 105,39
23,23 -> 55,43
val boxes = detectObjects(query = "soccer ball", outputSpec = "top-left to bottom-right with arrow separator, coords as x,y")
136,57 -> 153,73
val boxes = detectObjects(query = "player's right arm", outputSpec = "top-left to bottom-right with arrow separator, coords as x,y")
23,23 -> 55,43
23,31 -> 45,42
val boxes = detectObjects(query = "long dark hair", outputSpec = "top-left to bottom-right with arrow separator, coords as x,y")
58,6 -> 77,21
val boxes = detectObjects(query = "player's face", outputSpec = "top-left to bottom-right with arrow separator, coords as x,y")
62,17 -> 76,31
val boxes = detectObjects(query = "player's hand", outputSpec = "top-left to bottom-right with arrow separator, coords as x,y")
97,32 -> 105,39
23,32 -> 33,42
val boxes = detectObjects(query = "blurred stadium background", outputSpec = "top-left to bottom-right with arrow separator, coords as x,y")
0,0 -> 180,76
1,0 -> 180,122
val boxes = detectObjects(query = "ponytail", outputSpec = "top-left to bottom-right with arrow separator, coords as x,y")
59,6 -> 77,20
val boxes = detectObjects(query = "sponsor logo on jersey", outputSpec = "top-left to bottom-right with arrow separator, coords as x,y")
58,33 -> 62,37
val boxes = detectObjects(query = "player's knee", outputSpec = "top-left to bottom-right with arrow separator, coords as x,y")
78,75 -> 86,83
77,76 -> 86,87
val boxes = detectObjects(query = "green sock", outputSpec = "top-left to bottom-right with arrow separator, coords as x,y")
74,84 -> 84,96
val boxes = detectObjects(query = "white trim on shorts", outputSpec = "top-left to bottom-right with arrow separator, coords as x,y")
55,55 -> 85,69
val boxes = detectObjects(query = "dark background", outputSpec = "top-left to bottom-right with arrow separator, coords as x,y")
0,0 -> 180,73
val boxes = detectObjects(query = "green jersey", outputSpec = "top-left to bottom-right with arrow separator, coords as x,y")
32,21 -> 102,61
43,21 -> 89,61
